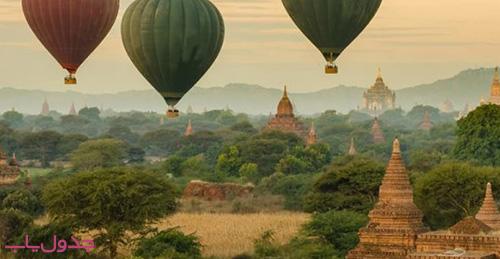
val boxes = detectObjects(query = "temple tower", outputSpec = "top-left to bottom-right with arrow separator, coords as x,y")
264,86 -> 306,136
306,122 -> 317,146
418,111 -> 433,131
476,182 -> 500,230
184,120 -> 193,137
41,98 -> 49,116
363,68 -> 396,115
348,138 -> 427,259
488,67 -> 500,105
371,117 -> 385,144
69,102 -> 77,115
348,137 -> 357,156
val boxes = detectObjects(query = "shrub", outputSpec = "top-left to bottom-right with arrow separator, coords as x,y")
2,189 -> 43,216
134,228 -> 201,259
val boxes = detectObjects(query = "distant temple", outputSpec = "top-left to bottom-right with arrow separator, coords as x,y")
0,148 -> 20,185
348,137 -> 357,156
41,98 -> 49,116
371,117 -> 385,144
69,103 -> 77,115
264,86 -> 306,137
184,120 -> 193,137
440,99 -> 454,113
419,111 -> 433,131
363,68 -> 396,115
348,138 -> 428,259
306,123 -> 317,146
348,140 -> 500,258
487,67 -> 500,105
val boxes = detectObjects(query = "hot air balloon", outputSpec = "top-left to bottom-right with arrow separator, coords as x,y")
22,0 -> 119,84
281,0 -> 382,74
122,0 -> 225,118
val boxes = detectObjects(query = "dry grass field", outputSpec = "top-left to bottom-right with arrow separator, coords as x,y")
155,212 -> 310,258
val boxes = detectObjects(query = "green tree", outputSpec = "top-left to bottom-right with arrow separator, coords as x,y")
2,189 -> 43,216
414,162 -> 500,229
134,228 -> 202,259
216,146 -> 243,177
303,210 -> 368,257
70,139 -> 127,171
78,107 -> 101,122
2,111 -> 23,128
42,167 -> 178,258
239,163 -> 259,183
141,129 -> 181,156
304,156 -> 385,213
162,155 -> 186,177
0,209 -> 32,250
276,155 -> 308,175
21,131 -> 62,167
454,104 -> 500,166
105,125 -> 140,144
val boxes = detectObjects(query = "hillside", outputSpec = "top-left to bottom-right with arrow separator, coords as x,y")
0,67 -> 494,115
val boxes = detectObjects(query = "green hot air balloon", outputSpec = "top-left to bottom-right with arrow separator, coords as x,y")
282,0 -> 382,74
122,0 -> 225,118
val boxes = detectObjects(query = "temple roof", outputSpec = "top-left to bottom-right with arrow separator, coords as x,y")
348,137 -> 357,155
449,216 -> 493,235
476,182 -> 500,230
366,68 -> 392,93
306,122 -> 317,146
277,86 -> 294,117
184,119 -> 193,137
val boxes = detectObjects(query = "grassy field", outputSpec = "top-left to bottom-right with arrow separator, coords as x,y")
155,212 -> 310,258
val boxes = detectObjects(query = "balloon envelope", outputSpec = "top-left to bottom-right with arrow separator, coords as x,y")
282,0 -> 381,64
121,0 -> 225,108
22,0 -> 119,77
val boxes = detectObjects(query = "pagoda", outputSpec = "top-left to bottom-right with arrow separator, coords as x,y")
0,148 -> 21,185
418,111 -> 433,131
69,102 -> 77,115
184,120 -> 193,137
41,98 -> 49,116
348,137 -> 357,156
348,138 -> 427,259
488,67 -> 500,105
264,86 -> 306,137
440,99 -> 454,113
371,117 -> 385,144
409,184 -> 500,259
363,68 -> 396,115
306,122 -> 317,146
476,182 -> 500,230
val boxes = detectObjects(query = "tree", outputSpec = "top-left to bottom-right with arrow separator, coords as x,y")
239,163 -> 259,183
42,167 -> 178,258
414,162 -> 500,229
141,129 -> 181,156
162,155 -> 186,177
70,139 -> 127,171
56,134 -> 88,160
134,228 -> 202,259
127,146 -> 145,164
303,210 -> 368,257
2,111 -> 23,128
0,209 -> 32,250
105,125 -> 140,144
2,189 -> 43,216
238,139 -> 289,178
304,156 -> 385,213
216,146 -> 243,177
454,104 -> 500,166
21,131 -> 62,167
276,155 -> 309,175
78,107 -> 101,122
230,121 -> 258,134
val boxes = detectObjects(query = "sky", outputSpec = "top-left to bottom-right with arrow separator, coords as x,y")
0,0 -> 499,94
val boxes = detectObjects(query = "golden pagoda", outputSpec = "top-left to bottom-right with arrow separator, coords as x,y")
488,67 -> 500,105
476,182 -> 500,230
418,111 -> 433,131
184,119 -> 193,137
306,122 -> 317,146
348,138 -> 427,259
363,68 -> 396,115
371,117 -> 385,144
348,137 -> 357,156
264,86 -> 306,137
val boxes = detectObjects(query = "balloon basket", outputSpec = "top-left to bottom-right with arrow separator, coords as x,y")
166,109 -> 179,118
325,65 -> 338,74
65,75 -> 77,85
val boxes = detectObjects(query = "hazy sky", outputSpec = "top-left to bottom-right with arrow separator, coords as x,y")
0,0 -> 499,94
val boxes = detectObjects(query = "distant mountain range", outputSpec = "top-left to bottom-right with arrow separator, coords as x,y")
0,67 -> 495,115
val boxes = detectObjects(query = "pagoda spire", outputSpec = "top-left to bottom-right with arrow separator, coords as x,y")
184,119 -> 193,137
69,102 -> 77,115
348,137 -> 357,156
377,67 -> 382,79
371,117 -> 385,144
419,111 -> 433,131
9,153 -> 18,167
348,138 -> 427,258
306,122 -> 317,146
489,67 -> 500,104
476,182 -> 500,230
283,85 -> 288,97
41,98 -> 49,116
